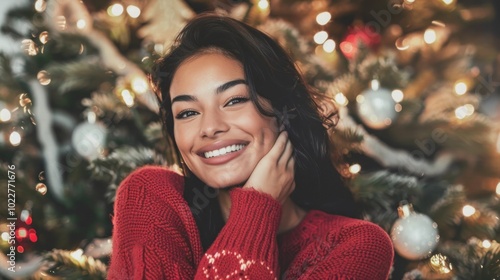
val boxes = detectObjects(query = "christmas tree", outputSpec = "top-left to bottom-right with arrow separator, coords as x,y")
0,0 -> 499,279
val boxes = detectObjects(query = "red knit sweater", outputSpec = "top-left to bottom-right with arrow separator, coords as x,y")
108,166 -> 394,279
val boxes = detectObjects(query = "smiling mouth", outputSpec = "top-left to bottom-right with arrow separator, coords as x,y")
203,144 -> 247,159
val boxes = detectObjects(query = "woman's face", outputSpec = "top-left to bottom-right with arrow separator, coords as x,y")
170,52 -> 279,188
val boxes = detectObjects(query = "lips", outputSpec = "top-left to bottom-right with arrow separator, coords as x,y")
196,140 -> 249,165
203,144 -> 246,158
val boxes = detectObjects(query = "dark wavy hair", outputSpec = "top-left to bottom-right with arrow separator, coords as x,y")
150,13 -> 361,250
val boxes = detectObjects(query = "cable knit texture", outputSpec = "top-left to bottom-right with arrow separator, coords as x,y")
108,166 -> 394,279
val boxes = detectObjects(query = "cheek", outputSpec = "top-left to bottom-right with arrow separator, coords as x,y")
243,113 -> 279,148
174,125 -> 194,156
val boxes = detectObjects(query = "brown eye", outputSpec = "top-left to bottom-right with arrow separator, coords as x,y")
225,97 -> 249,106
175,110 -> 198,119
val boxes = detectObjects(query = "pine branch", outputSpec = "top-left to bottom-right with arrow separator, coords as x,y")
355,51 -> 410,89
81,92 -> 131,120
329,126 -> 364,153
326,51 -> 410,101
144,121 -> 163,143
438,239 -> 500,280
473,245 -> 500,280
257,19 -> 335,84
89,146 -> 164,201
350,171 -> 422,226
46,60 -> 115,95
0,53 -> 23,92
42,249 -> 107,280
0,5 -> 34,39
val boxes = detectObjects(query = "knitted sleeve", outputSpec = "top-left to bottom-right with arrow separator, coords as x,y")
295,221 -> 394,280
108,166 -> 202,279
194,187 -> 282,279
108,166 -> 283,280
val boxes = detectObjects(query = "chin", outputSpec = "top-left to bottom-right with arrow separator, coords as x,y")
202,174 -> 248,189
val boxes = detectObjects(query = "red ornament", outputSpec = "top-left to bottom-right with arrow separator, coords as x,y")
340,25 -> 381,59
13,214 -> 38,254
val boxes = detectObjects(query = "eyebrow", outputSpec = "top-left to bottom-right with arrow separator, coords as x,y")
171,79 -> 247,104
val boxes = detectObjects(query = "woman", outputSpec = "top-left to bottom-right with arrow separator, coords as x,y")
108,13 -> 394,279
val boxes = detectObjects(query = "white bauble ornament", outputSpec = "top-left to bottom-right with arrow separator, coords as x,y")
390,202 -> 439,260
356,87 -> 397,129
71,122 -> 107,160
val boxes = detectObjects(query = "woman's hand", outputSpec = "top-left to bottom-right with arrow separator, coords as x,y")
243,130 -> 295,205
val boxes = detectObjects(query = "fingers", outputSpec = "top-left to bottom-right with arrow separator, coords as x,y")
267,130 -> 289,163
280,136 -> 294,167
242,129 -> 295,204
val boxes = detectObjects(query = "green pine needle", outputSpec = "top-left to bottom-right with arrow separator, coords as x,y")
89,146 -> 163,201
42,249 -> 107,279
438,239 -> 500,280
46,61 -> 115,95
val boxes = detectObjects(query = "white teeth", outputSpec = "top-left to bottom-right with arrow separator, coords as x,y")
204,144 -> 245,159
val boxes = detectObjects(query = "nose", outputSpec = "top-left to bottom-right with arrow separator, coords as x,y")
199,109 -> 229,138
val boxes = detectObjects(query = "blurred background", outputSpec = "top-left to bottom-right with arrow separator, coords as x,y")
0,0 -> 499,279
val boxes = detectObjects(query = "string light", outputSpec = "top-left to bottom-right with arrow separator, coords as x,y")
21,39 -> 38,56
19,93 -> 31,107
454,81 -> 467,95
348,164 -> 361,174
29,229 -> 37,242
76,19 -> 86,29
316,12 -> 331,25
154,44 -> 164,55
442,0 -> 454,5
131,76 -> 148,94
395,38 -> 410,51
39,31 -> 49,44
334,92 -> 348,106
121,89 -> 135,107
395,103 -> 403,112
429,254 -> 452,274
257,0 -> 269,10
462,205 -> 476,217
496,181 -> 500,195
370,79 -> 380,91
1,232 -> 9,242
339,41 -> 354,57
0,108 -> 11,122
424,28 -> 437,44
313,31 -> 328,44
455,104 -> 474,119
17,228 -> 27,239
70,249 -> 84,261
35,183 -> 48,195
56,16 -> 67,30
322,39 -> 336,53
463,104 -> 474,114
126,5 -> 141,18
391,89 -> 404,102
355,95 -> 365,104
9,131 -> 21,146
34,0 -> 46,12
107,4 -> 124,17
84,112 -> 95,125
482,240 -> 492,249
432,21 -> 446,28
37,70 -> 51,86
